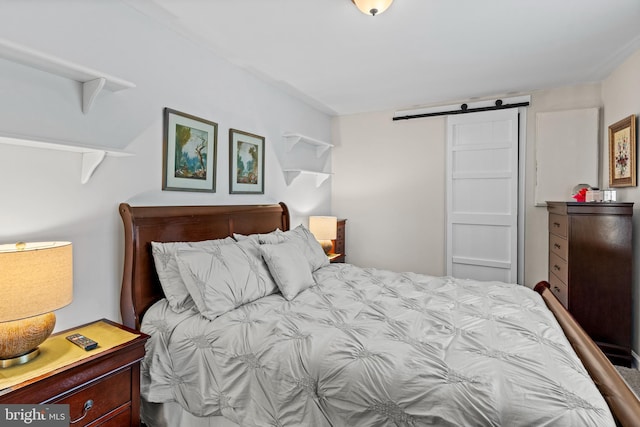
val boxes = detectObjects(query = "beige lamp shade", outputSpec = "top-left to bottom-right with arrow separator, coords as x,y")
352,0 -> 394,16
0,241 -> 73,322
309,216 -> 337,241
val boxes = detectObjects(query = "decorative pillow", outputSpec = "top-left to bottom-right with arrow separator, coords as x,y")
259,242 -> 316,300
151,237 -> 235,313
175,239 -> 278,320
258,224 -> 329,272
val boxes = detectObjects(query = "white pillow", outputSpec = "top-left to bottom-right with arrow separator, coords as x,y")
176,239 -> 278,320
258,225 -> 329,272
151,237 -> 235,313
259,242 -> 316,300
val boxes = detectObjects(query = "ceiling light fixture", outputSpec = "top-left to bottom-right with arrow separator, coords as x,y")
352,0 -> 394,16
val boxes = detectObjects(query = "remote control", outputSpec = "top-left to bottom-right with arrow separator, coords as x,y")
66,333 -> 98,351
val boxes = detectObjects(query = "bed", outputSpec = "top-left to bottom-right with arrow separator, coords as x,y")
119,202 -> 640,426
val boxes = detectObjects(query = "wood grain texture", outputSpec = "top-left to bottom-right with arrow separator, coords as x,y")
0,312 -> 55,359
547,201 -> 633,366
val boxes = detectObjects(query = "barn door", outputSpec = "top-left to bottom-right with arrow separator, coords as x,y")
446,109 -> 519,283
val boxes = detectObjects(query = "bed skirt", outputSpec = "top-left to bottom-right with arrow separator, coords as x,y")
142,399 -> 239,427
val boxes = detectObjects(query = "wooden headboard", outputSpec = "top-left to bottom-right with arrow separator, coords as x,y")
118,202 -> 290,330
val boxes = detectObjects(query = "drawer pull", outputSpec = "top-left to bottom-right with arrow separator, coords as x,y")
553,264 -> 561,271
71,399 -> 93,424
554,243 -> 561,249
553,222 -> 561,228
553,286 -> 560,293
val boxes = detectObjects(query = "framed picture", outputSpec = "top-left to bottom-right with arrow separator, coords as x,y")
229,128 -> 265,194
609,114 -> 636,188
163,108 -> 217,192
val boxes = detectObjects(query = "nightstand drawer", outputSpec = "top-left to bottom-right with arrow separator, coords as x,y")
549,252 -> 568,284
55,368 -> 131,426
99,408 -> 132,426
549,233 -> 568,260
549,214 -> 567,238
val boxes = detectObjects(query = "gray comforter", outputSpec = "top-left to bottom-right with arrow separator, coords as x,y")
141,264 -> 615,426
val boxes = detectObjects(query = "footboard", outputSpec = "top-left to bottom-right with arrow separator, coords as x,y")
534,281 -> 640,427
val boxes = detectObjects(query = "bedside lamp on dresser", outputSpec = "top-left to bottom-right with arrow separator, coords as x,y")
309,216 -> 337,254
309,216 -> 347,263
0,243 -> 148,426
0,241 -> 73,368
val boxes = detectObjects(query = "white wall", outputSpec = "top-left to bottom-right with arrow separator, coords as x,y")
332,111 -> 446,274
0,2 -> 333,331
601,48 -> 640,356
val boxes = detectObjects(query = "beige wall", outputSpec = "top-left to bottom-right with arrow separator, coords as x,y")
331,111 -> 446,274
602,48 -> 640,356
332,83 -> 602,283
525,84 -> 603,287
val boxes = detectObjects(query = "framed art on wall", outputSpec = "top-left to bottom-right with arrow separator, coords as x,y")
162,108 -> 217,192
609,114 -> 636,188
229,128 -> 265,194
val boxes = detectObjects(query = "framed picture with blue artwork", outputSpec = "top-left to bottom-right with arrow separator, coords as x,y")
229,128 -> 265,194
162,108 -> 217,192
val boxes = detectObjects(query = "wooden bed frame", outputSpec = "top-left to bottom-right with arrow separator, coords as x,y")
118,202 -> 289,330
118,202 -> 640,427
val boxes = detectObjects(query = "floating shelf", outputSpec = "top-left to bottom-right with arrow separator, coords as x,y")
0,38 -> 136,113
283,133 -> 333,157
0,133 -> 133,184
283,169 -> 332,187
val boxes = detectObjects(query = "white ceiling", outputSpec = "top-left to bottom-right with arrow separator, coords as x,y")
135,0 -> 640,116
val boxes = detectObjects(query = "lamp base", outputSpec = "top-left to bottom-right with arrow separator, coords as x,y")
319,240 -> 333,255
0,312 -> 56,368
0,348 -> 40,368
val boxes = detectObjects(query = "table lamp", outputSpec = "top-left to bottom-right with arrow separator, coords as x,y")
309,216 -> 337,254
0,241 -> 73,368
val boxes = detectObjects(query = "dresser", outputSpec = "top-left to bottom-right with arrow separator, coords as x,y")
547,202 -> 633,366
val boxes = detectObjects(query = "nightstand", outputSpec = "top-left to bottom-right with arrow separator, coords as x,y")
0,319 -> 148,426
329,218 -> 347,263
328,253 -> 345,263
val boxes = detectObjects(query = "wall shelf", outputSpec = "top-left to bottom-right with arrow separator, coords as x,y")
0,38 -> 136,114
283,169 -> 332,187
282,133 -> 333,157
0,133 -> 133,184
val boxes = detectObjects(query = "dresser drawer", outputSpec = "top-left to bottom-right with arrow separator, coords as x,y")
549,252 -> 568,284
549,273 -> 569,309
55,368 -> 131,426
548,213 -> 567,238
549,233 -> 568,260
